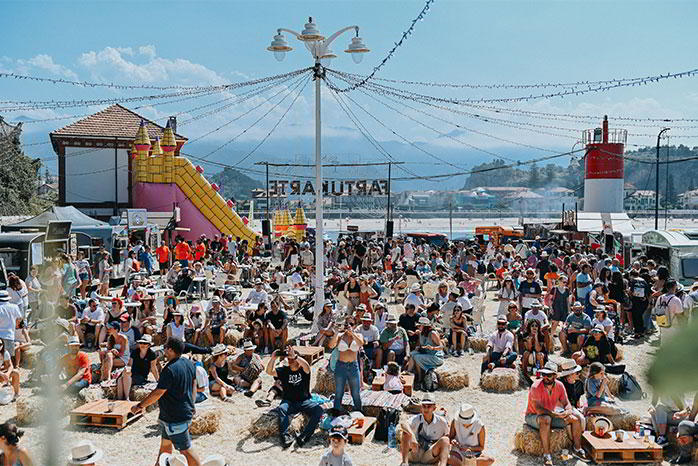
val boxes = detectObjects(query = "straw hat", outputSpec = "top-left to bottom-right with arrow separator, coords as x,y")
201,455 -> 227,466
159,453 -> 188,466
558,359 -> 582,377
211,344 -> 228,357
66,336 -> 80,347
242,340 -> 257,351
537,361 -> 558,376
417,316 -> 431,326
137,334 -> 153,345
360,314 -> 373,322
458,403 -> 476,422
68,440 -> 103,465
410,283 -> 421,292
386,314 -> 398,324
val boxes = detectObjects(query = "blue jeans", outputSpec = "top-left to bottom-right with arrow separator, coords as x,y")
333,360 -> 362,412
66,379 -> 89,394
481,351 -> 518,373
643,307 -> 655,332
277,399 -> 324,440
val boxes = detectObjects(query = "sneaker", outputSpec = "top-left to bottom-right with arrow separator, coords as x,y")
571,447 -> 588,461
280,432 -> 293,449
244,390 -> 254,397
543,453 -> 554,465
457,349 -> 463,357
295,433 -> 308,447
255,399 -> 271,408
656,435 -> 668,446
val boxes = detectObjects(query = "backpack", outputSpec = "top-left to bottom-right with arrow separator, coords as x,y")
422,368 -> 438,392
477,261 -> 486,275
618,372 -> 644,400
374,407 -> 401,442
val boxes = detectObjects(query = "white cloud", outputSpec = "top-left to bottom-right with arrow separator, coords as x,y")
16,54 -> 78,79
78,46 -> 228,86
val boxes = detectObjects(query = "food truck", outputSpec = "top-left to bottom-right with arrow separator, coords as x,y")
0,221 -> 74,278
641,230 -> 698,285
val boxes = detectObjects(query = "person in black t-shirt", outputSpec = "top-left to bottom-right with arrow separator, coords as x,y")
131,338 -> 200,465
265,302 -> 288,351
628,270 -> 650,337
398,303 -> 421,348
266,345 -> 323,449
573,325 -> 615,366
117,334 -> 158,401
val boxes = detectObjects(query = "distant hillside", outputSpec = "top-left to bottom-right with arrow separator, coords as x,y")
208,167 -> 263,202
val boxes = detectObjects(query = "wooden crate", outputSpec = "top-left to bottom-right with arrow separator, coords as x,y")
292,345 -> 324,366
583,432 -> 662,464
347,416 -> 377,445
371,373 -> 414,396
70,400 -> 142,430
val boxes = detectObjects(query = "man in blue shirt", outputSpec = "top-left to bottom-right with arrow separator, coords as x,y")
132,338 -> 200,466
559,302 -> 592,355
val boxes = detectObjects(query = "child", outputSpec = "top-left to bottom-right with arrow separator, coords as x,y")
584,362 -> 627,416
319,426 -> 353,466
384,361 -> 404,395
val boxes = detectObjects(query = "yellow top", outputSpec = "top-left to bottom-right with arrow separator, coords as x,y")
150,136 -> 163,157
161,124 -> 176,153
134,120 -> 151,149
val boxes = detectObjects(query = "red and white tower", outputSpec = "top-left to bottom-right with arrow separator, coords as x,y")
582,116 -> 627,212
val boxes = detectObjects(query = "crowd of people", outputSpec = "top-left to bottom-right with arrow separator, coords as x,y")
1,229 -> 696,465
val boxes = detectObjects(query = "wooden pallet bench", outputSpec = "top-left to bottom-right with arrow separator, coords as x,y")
583,432 -> 662,464
70,400 -> 142,430
347,416 -> 377,445
292,345 -> 324,366
371,373 -> 414,396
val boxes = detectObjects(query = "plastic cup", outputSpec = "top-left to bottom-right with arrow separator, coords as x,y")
106,402 -> 114,413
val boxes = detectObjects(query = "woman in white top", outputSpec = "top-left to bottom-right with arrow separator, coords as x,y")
329,318 -> 364,412
497,276 -> 518,316
166,312 -> 187,341
24,266 -> 41,322
447,404 -> 494,466
592,309 -> 615,341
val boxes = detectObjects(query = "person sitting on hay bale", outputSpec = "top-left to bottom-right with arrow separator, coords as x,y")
558,301 -> 591,357
557,360 -> 585,428
208,344 -> 235,401
406,317 -> 444,392
312,300 -> 337,348
573,324 -> 616,367
265,345 -> 323,449
524,361 -> 587,466
519,320 -> 548,380
672,393 -> 698,464
399,394 -> 450,466
60,336 -> 91,394
228,340 -> 264,398
115,334 -> 159,401
480,316 -> 517,374
447,403 -> 495,466
378,314 -> 410,367
584,362 -> 628,418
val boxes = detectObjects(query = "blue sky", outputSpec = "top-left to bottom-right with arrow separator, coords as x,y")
2,0 -> 698,186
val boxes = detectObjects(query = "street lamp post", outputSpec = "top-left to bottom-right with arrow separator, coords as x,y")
267,17 -> 369,331
655,127 -> 670,230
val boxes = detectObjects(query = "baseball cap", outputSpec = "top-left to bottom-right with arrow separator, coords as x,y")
329,426 -> 348,440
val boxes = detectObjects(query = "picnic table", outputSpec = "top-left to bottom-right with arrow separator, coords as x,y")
582,431 -> 662,464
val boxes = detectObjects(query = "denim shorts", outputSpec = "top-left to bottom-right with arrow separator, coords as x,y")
159,420 -> 192,451
525,413 -> 566,430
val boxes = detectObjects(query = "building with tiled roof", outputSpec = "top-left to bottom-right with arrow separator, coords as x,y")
49,104 -> 187,218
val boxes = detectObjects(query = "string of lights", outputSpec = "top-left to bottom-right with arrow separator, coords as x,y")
356,84 -> 560,155
198,74 -> 311,159
0,68 -> 312,112
330,0 -> 436,93
0,71 -> 232,90
233,75 -> 311,167
335,68 -> 698,90
329,66 -> 698,103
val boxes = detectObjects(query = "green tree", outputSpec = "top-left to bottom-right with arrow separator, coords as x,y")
528,162 -> 540,188
0,118 -> 44,215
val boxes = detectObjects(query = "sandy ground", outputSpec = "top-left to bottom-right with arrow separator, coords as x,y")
1,284 -> 679,466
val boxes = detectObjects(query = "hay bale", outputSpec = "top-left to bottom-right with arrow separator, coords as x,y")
79,385 -> 105,403
20,345 -> 42,369
130,386 -> 151,401
435,367 -> 469,390
694,447 -> 698,463
608,413 -> 640,432
190,410 -> 221,435
313,367 -> 336,396
248,410 -> 309,439
224,328 -> 243,346
514,424 -> 571,455
480,368 -> 519,392
15,397 -> 41,426
607,374 -> 622,396
468,338 -> 488,352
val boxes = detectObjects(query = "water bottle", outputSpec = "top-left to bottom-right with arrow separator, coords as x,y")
388,424 -> 396,448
